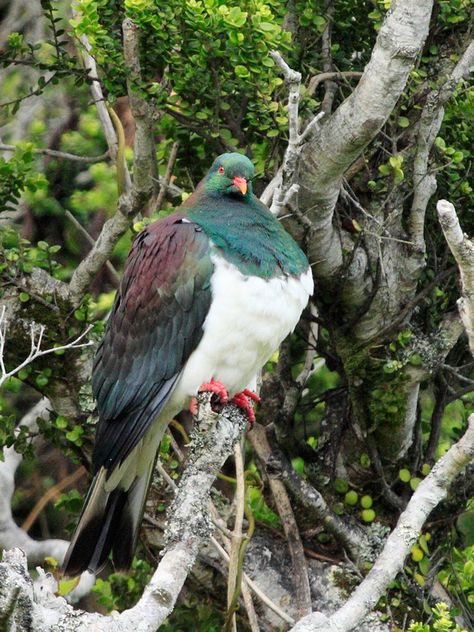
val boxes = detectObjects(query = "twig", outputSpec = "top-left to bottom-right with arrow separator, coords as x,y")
210,536 -> 294,626
248,423 -> 312,618
0,307 -> 93,388
409,40 -> 474,252
73,17 -> 130,185
437,199 -> 474,355
0,143 -> 109,163
320,0 -> 337,114
290,414 -> 474,632
224,439 -> 246,632
64,210 -> 120,287
21,467 -> 86,533
425,378 -> 447,463
155,140 -> 179,211
123,18 -> 156,202
268,52 -> 324,219
261,429 -> 368,561
69,22 -> 149,305
307,71 -> 363,96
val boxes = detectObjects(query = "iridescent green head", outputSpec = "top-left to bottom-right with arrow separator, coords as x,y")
204,152 -> 255,197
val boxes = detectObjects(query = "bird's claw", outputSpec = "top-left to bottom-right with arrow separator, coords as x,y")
196,382 -> 260,425
198,379 -> 229,413
231,390 -> 260,426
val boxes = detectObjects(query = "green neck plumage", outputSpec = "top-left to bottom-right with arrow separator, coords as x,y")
185,189 -> 309,279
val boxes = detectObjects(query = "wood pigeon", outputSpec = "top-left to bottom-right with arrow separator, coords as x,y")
62,152 -> 313,576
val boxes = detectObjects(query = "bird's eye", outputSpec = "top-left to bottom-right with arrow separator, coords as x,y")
218,166 -> 225,175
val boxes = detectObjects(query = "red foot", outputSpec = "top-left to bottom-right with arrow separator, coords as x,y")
189,396 -> 198,416
198,379 -> 229,413
231,390 -> 260,426
241,389 -> 261,404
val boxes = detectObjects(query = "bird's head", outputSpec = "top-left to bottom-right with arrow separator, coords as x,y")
205,153 -> 255,198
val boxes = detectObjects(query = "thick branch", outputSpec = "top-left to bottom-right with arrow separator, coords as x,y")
0,396 -> 248,631
122,18 -> 156,202
290,414 -> 474,632
299,0 -> 434,279
68,20 -> 156,306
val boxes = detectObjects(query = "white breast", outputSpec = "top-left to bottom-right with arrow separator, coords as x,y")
171,252 -> 313,403
108,253 -> 312,491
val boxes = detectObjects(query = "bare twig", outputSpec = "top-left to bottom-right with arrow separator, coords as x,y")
155,140 -> 179,211
0,306 -> 93,388
210,536 -> 294,626
123,17 -> 156,202
269,51 -> 324,219
0,143 -> 109,163
21,467 -> 85,533
320,0 -> 337,114
248,423 -> 312,618
225,439 -> 246,632
307,71 -> 363,97
68,20 -> 157,305
261,430 -> 369,561
64,211 -> 120,287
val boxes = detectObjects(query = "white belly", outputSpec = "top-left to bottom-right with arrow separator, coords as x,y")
105,252 -> 312,491
170,252 -> 313,405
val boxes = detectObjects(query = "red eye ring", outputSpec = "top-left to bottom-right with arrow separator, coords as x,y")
218,166 -> 225,174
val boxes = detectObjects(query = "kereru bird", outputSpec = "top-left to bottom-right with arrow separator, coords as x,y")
62,152 -> 313,576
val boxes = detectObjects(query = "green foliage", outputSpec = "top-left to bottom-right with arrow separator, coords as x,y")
0,145 -> 47,210
92,558 -> 153,611
160,594 -> 224,632
409,602 -> 468,632
438,545 -> 474,613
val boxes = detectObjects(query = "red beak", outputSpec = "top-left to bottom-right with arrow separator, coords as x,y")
233,176 -> 248,195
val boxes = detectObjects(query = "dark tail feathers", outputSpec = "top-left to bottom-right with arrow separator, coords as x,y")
61,466 -> 151,576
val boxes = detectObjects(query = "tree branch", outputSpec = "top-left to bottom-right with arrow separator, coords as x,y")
155,140 -> 180,211
0,395 -> 249,630
408,39 -> 474,253
248,423 -> 312,619
0,143 -> 109,163
299,0 -> 434,280
0,399 -> 94,601
0,307 -> 93,388
289,414 -> 474,632
438,199 -> 474,355
260,428 -> 369,562
68,19 -> 156,306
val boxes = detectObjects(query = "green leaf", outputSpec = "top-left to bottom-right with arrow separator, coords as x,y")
58,577 -> 80,596
399,468 -> 411,483
410,477 -> 422,491
457,510 -> 474,545
398,116 -> 410,128
234,65 -> 250,78
291,456 -> 305,476
258,22 -> 275,32
55,415 -> 68,429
